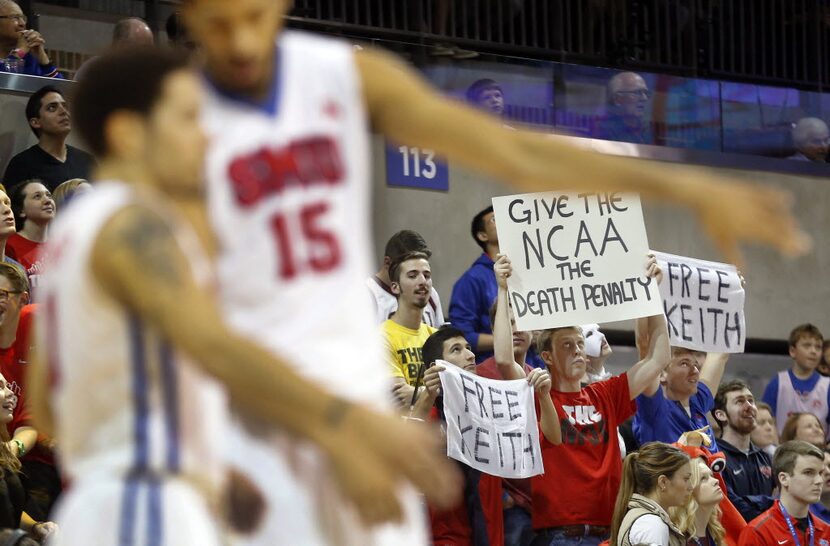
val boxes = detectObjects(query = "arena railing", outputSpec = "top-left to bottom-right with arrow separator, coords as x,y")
289,0 -> 830,93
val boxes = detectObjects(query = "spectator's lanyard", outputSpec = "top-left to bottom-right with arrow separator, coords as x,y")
779,502 -> 814,546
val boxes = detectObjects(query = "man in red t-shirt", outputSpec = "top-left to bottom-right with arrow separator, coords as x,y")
740,440 -> 830,546
0,262 -> 59,520
494,254 -> 669,546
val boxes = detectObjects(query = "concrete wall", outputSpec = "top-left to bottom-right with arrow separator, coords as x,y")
370,137 -> 829,343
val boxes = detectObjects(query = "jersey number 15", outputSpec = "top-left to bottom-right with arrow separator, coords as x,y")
270,201 -> 341,280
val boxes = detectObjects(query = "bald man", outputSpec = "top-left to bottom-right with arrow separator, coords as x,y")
0,0 -> 61,78
112,17 -> 154,46
789,117 -> 829,163
594,71 -> 654,144
74,17 -> 154,80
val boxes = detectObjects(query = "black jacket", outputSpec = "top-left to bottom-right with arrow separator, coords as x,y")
719,438 -> 775,522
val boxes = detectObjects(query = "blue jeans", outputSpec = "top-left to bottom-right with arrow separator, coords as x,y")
530,529 -> 606,546
504,506 -> 534,546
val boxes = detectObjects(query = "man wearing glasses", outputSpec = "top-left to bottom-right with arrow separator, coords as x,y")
594,71 -> 653,144
0,0 -> 61,78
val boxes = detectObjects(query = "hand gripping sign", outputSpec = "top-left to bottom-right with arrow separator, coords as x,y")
439,362 -> 544,479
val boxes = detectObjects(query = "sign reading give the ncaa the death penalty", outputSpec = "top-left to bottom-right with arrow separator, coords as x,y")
492,191 -> 662,331
653,251 -> 746,353
439,362 -> 544,479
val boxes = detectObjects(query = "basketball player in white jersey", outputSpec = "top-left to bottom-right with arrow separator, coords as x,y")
27,48 -> 461,546
181,1 -> 810,545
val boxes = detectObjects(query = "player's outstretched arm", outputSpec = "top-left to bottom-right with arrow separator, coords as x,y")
356,47 -> 810,267
492,255 -> 527,380
90,205 -> 461,525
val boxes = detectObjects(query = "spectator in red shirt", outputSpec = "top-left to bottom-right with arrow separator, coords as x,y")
496,254 -> 669,546
6,181 -> 54,293
739,440 -> 830,546
0,263 -> 36,461
0,262 -> 59,521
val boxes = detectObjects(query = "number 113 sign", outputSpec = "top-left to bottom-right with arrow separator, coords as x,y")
385,140 -> 449,191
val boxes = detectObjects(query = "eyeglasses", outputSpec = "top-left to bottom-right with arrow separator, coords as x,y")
615,89 -> 651,99
0,14 -> 26,23
0,289 -> 21,302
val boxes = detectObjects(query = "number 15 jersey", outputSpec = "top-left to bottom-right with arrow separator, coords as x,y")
202,31 -> 387,404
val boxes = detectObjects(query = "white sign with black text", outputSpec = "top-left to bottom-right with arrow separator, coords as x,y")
492,191 -> 662,330
653,251 -> 745,353
439,362 -> 543,479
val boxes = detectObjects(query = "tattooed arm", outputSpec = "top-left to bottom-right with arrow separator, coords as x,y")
81,204 -> 460,525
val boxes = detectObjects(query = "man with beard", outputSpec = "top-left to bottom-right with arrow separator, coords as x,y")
384,251 -> 437,407
714,379 -> 774,522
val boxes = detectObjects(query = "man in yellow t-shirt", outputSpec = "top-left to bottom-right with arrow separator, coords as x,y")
382,250 -> 437,406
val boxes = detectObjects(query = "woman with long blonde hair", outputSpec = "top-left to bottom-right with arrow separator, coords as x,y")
670,458 -> 727,546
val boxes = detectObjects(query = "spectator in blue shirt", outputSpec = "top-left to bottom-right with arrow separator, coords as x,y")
0,1 -> 62,79
633,346 -> 729,452
449,206 -> 499,363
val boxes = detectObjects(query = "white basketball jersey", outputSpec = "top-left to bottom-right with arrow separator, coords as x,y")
202,31 -> 388,404
38,183 -> 228,495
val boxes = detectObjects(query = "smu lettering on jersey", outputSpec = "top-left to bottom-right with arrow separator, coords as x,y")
37,183 -> 228,495
202,31 -> 389,405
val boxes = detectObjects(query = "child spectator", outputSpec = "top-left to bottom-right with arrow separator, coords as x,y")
750,402 -> 779,458
762,324 -> 827,438
6,181 -> 53,293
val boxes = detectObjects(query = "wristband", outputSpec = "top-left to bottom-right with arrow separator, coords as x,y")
9,48 -> 25,59
12,439 -> 24,457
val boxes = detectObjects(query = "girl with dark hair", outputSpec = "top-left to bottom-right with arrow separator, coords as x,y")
611,442 -> 692,546
5,181 -> 53,291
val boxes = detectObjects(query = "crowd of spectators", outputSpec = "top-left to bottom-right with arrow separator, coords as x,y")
0,1 -> 826,544
370,204 -> 830,545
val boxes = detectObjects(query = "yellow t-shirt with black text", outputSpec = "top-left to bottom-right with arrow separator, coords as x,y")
382,319 -> 437,386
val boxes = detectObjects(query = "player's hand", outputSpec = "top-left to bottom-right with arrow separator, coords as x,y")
686,171 -> 811,268
527,367 -> 552,396
31,520 -> 57,540
494,254 -> 512,289
325,405 -> 461,526
423,364 -> 445,397
391,382 -> 415,408
645,253 -> 662,284
225,468 -> 266,534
